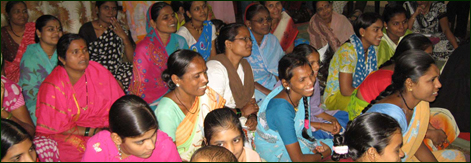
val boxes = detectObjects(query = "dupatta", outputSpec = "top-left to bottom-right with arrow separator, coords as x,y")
271,11 -> 298,52
3,22 -> 36,83
190,20 -> 213,61
349,35 -> 378,88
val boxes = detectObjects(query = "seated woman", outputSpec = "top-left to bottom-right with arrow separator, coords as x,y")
255,54 -> 331,162
261,1 -> 298,53
405,1 -> 459,60
323,12 -> 383,111
155,49 -> 225,161
1,119 -> 37,162
348,33 -> 433,120
244,3 -> 285,105
203,108 -> 262,162
1,1 -> 36,83
206,23 -> 259,140
363,50 -> 465,162
19,15 -> 63,124
331,112 -> 404,162
377,4 -> 413,66
82,95 -> 181,162
308,1 -> 354,58
170,1 -> 185,31
79,1 -> 135,92
190,145 -> 238,162
2,74 -> 34,136
129,2 -> 189,105
177,1 -> 217,61
35,34 -> 125,162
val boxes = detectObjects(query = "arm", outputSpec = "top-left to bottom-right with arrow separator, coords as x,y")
122,31 -> 136,63
339,72 -> 355,96
286,142 -> 331,162
285,43 -> 295,54
210,40 -> 217,58
439,17 -> 459,49
408,7 -> 423,30
415,142 -> 438,162
255,82 -> 272,95
425,123 -> 448,147
2,106 -> 35,136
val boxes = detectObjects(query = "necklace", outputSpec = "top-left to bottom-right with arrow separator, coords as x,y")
399,92 -> 413,111
190,21 -> 202,34
286,90 -> 298,112
9,24 -> 22,37
175,90 -> 196,114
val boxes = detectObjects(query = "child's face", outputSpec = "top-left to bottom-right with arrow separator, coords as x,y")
208,127 -> 244,159
306,52 -> 320,78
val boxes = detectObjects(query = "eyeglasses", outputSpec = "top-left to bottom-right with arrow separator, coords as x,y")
251,17 -> 273,24
233,37 -> 253,43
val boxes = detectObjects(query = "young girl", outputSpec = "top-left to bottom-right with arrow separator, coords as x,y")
203,108 -> 262,162
1,119 -> 37,162
190,145 -> 238,162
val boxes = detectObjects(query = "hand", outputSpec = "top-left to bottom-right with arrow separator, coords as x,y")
428,128 -> 448,148
241,98 -> 259,117
328,118 -> 341,135
245,114 -> 257,131
321,123 -> 340,135
414,7 -> 424,16
316,141 -> 332,157
110,17 -> 127,40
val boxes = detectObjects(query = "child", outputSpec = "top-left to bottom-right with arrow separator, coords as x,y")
190,145 -> 238,162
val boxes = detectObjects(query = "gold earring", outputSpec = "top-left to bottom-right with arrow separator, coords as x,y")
408,88 -> 412,91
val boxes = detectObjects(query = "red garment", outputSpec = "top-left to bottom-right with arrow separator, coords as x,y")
35,61 -> 124,162
1,22 -> 36,83
358,69 -> 394,103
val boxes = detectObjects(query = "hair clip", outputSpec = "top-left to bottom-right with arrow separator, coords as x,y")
333,145 -> 349,154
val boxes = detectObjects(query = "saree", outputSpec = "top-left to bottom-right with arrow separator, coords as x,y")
367,102 -> 465,162
245,30 -> 284,105
377,29 -> 413,66
271,11 -> 298,52
177,20 -> 215,61
35,61 -> 124,162
1,75 -> 24,112
155,87 -> 225,161
1,22 -> 36,83
129,5 -> 189,104
19,43 -> 58,124
78,22 -> 134,92
254,86 -> 333,162
308,12 -> 354,52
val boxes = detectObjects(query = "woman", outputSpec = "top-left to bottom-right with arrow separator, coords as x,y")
35,34 -> 125,162
261,1 -> 298,53
255,54 -> 331,162
308,1 -> 354,57
79,1 -> 135,92
323,12 -> 383,111
1,1 -> 36,83
19,15 -> 63,124
363,50 -> 465,162
244,3 -> 285,105
1,119 -> 37,162
405,1 -> 459,60
155,49 -> 225,161
206,23 -> 259,136
171,1 -> 186,31
82,95 -> 181,162
377,4 -> 413,66
348,33 -> 432,120
129,2 -> 189,105
203,108 -> 262,162
177,1 -> 217,61
331,112 -> 404,162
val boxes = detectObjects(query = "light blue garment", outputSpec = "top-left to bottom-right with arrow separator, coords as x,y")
245,30 -> 284,105
19,43 -> 58,124
366,103 -> 410,134
255,86 -> 333,162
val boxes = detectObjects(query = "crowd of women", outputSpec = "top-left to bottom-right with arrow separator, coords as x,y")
1,1 -> 468,162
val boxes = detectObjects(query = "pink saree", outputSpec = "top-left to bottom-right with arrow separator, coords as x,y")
35,61 -> 124,162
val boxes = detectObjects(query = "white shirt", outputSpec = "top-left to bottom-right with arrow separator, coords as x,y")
176,25 -> 217,47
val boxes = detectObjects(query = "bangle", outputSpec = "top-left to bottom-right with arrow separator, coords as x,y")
316,152 -> 324,160
6,111 -> 12,120
92,128 -> 98,136
235,108 -> 242,118
84,127 -> 90,136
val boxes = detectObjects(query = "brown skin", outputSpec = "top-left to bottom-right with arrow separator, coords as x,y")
184,1 -> 216,58
1,82 -> 35,136
5,2 -> 28,45
150,6 -> 177,47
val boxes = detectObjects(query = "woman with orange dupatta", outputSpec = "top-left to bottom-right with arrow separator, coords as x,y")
261,1 -> 298,54
129,2 -> 189,105
155,49 -> 225,161
1,1 -> 36,83
35,34 -> 124,162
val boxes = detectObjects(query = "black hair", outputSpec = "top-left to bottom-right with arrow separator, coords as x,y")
215,23 -> 247,54
35,15 -> 62,43
353,12 -> 383,38
332,112 -> 401,161
109,95 -> 158,141
162,49 -> 204,90
190,145 -> 238,162
291,44 -> 318,58
244,4 -> 269,21
382,4 -> 408,23
211,19 -> 226,36
318,46 -> 335,96
380,33 -> 432,68
170,1 -> 183,13
5,1 -> 27,14
95,1 -> 118,8
278,54 -> 316,142
56,34 -> 85,67
150,2 -> 171,22
203,108 -> 246,146
1,119 -> 33,160
362,50 -> 436,113
182,1 -> 207,22
313,1 -> 332,13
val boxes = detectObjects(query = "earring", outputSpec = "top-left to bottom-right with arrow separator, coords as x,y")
385,27 -> 388,30
118,145 -> 122,160
286,87 -> 290,91
176,84 -> 180,87
408,88 -> 412,92
361,35 -> 365,37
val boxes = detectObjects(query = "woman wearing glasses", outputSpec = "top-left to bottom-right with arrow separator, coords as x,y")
244,3 -> 285,105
